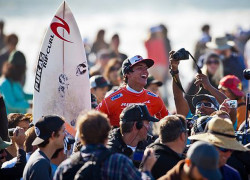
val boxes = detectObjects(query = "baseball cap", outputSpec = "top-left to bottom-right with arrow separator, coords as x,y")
145,75 -> 163,88
32,115 -> 65,146
122,55 -> 154,75
187,141 -> 222,180
120,104 -> 159,122
192,94 -> 219,110
0,137 -> 12,150
90,75 -> 110,89
218,75 -> 244,97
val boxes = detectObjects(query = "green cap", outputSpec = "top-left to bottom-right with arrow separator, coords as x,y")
0,137 -> 12,150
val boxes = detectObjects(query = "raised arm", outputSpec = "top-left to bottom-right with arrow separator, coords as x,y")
169,51 -> 190,116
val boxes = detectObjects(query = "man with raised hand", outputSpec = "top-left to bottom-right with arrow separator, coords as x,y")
97,55 -> 168,127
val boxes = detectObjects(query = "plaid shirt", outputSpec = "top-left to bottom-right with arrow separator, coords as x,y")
54,144 -> 153,180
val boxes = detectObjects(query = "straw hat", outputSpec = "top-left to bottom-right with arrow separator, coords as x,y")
189,117 -> 248,151
206,36 -> 235,50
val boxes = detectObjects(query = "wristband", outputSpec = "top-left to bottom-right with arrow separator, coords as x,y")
170,69 -> 179,76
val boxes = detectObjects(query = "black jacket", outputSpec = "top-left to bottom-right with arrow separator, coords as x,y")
107,128 -> 154,168
0,148 -> 26,180
0,96 -> 9,141
148,142 -> 184,179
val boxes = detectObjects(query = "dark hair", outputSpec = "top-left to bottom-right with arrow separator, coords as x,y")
202,24 -> 210,32
77,110 -> 111,145
96,29 -> 105,42
5,34 -> 18,46
2,62 -> 26,82
119,121 -> 135,135
8,113 -> 25,128
159,115 -> 186,143
111,34 -> 119,41
38,139 -> 50,148
24,126 -> 36,153
51,148 -> 64,159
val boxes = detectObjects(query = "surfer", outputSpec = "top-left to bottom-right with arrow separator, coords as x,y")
97,55 -> 169,127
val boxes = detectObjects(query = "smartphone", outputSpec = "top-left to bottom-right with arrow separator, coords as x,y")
226,100 -> 237,108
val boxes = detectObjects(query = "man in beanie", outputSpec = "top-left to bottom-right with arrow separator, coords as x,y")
159,141 -> 222,180
97,55 -> 168,127
218,75 -> 246,130
23,115 -> 65,180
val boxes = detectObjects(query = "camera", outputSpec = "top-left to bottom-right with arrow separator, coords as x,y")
243,69 -> 250,80
235,131 -> 250,145
172,48 -> 189,61
8,128 -> 15,137
226,100 -> 237,108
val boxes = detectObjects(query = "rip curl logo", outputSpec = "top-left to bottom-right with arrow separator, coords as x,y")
50,16 -> 73,43
35,127 -> 40,137
76,63 -> 87,76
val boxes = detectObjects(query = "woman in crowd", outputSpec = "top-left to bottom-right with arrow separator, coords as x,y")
90,29 -> 109,54
103,58 -> 122,88
0,51 -> 32,114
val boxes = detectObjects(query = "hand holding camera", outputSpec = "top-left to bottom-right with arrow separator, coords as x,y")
13,127 -> 26,150
219,99 -> 237,114
169,51 -> 180,71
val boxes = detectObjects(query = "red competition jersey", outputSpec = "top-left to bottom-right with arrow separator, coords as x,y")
97,87 -> 169,127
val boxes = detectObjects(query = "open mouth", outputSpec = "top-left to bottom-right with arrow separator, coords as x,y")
141,74 -> 147,79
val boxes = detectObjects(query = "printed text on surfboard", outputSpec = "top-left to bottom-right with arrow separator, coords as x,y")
34,35 -> 54,92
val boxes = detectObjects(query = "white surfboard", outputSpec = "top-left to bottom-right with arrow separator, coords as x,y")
33,1 -> 91,135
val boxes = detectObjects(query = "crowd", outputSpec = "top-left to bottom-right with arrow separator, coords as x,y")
0,19 -> 250,180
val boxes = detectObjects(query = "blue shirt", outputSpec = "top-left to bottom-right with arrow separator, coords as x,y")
0,77 -> 32,114
220,164 -> 241,180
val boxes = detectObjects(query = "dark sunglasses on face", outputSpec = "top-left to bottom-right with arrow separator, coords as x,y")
206,59 -> 219,65
217,146 -> 233,153
196,102 -> 216,109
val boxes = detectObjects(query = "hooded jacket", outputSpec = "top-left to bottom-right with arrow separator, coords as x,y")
148,142 -> 184,179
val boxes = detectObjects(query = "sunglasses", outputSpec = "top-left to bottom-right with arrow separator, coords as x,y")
196,102 -> 216,109
206,59 -> 219,65
217,146 -> 233,153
